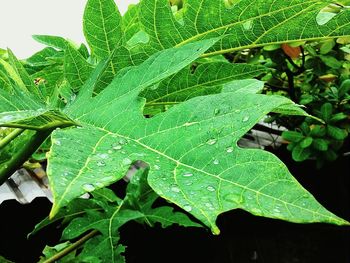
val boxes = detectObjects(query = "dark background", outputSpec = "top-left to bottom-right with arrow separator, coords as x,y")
0,147 -> 349,263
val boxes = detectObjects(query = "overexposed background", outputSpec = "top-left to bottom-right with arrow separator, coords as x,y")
0,0 -> 139,58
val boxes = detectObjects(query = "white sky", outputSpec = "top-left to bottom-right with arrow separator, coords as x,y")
0,0 -> 139,58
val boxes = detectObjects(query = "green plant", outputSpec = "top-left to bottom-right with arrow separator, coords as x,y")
1,0 -> 350,261
259,36 -> 350,164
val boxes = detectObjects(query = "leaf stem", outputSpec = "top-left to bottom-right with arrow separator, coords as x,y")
42,230 -> 99,263
0,128 -> 24,150
0,129 -> 53,185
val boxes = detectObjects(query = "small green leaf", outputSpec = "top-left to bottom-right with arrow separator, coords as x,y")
327,125 -> 348,140
324,149 -> 338,161
320,40 -> 335,54
64,44 -> 94,92
282,131 -> 304,142
32,35 -> 68,50
320,55 -> 342,69
312,138 -> 329,152
299,94 -> 314,105
300,122 -> 311,134
320,103 -> 333,122
292,145 -> 311,162
310,125 -> 327,137
339,79 -> 350,97
330,112 -> 348,123
300,137 -> 313,148
286,142 -> 297,151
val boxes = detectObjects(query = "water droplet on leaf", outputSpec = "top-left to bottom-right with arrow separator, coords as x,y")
183,205 -> 192,212
226,147 -> 234,153
207,138 -> 217,145
183,172 -> 193,177
207,186 -> 216,192
122,158 -> 132,166
170,185 -> 181,193
119,138 -> 128,145
83,184 -> 95,192
97,161 -> 106,167
213,159 -> 219,165
112,144 -> 122,150
242,116 -> 250,122
97,153 -> 109,159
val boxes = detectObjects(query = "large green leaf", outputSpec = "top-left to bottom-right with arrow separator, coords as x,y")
135,0 -> 350,57
47,39 -> 348,233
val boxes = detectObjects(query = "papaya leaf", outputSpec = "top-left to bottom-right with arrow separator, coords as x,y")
136,0 -> 350,57
83,0 -> 122,62
64,44 -> 94,92
142,62 -> 267,108
47,39 -> 348,234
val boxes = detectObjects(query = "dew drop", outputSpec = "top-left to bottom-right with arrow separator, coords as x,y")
273,208 -> 281,214
242,20 -> 253,30
214,108 -> 221,115
242,116 -> 250,122
153,165 -> 160,170
226,147 -> 234,153
184,122 -> 199,127
112,144 -> 122,150
97,153 -> 109,159
206,138 -> 217,145
170,185 -> 181,193
206,186 -> 216,192
183,172 -> 193,177
83,184 -> 95,192
183,205 -> 192,212
54,140 -> 61,146
213,159 -> 219,165
119,138 -> 128,145
95,182 -> 104,188
122,158 -> 132,166
97,161 -> 106,167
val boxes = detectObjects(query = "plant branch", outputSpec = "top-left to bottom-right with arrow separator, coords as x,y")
0,128 -> 24,150
0,129 -> 53,185
42,230 -> 99,263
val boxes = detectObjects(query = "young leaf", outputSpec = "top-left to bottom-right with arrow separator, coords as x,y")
292,145 -> 311,162
64,44 -> 94,92
327,125 -> 348,140
282,131 -> 304,142
300,137 -> 313,148
33,35 -> 69,50
312,138 -> 329,151
83,0 -> 122,61
319,103 -> 333,122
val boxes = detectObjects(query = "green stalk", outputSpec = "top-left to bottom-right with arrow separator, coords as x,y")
0,128 -> 24,150
42,230 -> 98,263
0,129 -> 53,185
